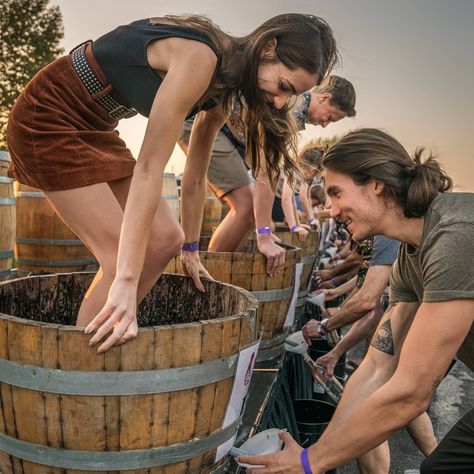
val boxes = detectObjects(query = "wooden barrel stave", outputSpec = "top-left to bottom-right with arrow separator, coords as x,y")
14,183 -> 97,275
201,189 -> 222,235
162,173 -> 180,221
164,238 -> 301,360
0,152 -> 15,281
0,273 -> 257,474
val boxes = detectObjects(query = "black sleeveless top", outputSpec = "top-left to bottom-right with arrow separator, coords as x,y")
92,19 -> 221,118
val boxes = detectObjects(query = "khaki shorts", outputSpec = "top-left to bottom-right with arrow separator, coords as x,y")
178,120 -> 251,199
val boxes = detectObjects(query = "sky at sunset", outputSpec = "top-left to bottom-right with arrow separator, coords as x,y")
52,0 -> 474,190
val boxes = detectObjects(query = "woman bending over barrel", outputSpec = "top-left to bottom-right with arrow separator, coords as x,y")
7,14 -> 337,352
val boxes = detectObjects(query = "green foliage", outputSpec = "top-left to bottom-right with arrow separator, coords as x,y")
0,0 -> 64,149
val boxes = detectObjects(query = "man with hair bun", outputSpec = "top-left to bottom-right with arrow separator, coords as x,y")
239,128 -> 474,473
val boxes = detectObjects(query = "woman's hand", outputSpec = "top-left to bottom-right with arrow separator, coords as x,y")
257,238 -> 286,277
299,223 -> 311,231
85,280 -> 138,353
293,226 -> 309,241
237,431 -> 304,473
180,251 -> 214,291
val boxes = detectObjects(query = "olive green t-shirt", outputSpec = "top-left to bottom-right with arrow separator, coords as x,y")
389,192 -> 474,371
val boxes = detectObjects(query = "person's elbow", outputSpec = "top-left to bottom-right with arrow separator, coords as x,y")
389,376 -> 432,421
358,293 -> 379,314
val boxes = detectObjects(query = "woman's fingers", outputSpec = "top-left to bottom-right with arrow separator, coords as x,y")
97,317 -> 138,353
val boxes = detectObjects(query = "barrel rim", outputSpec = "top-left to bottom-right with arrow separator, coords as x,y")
0,271 -> 259,329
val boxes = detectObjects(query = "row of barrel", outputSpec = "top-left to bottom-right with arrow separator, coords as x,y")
0,150 -> 222,279
0,152 -> 323,473
0,233 -> 320,474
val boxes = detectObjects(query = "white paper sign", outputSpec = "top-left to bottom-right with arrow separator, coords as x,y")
215,339 -> 261,462
283,262 -> 304,328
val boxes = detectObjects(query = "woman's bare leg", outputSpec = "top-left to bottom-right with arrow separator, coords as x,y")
208,183 -> 254,252
45,176 -> 184,327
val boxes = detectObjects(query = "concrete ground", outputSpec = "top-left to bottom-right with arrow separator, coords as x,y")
337,360 -> 473,474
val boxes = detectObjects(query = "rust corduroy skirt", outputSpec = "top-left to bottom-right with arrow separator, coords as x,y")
7,45 -> 136,191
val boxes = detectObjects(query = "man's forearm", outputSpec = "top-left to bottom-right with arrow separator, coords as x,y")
326,290 -> 376,331
309,380 -> 423,473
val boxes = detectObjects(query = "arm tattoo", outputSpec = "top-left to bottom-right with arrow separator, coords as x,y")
370,319 -> 395,355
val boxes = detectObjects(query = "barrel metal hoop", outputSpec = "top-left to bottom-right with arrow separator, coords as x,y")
0,416 -> 242,470
0,197 -> 15,206
0,176 -> 13,183
16,237 -> 84,246
0,250 -> 14,259
302,255 -> 316,265
0,353 -> 239,396
16,258 -> 97,267
14,191 -> 44,198
251,286 -> 294,303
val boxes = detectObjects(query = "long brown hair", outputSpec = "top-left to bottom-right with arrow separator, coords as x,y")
159,14 -> 338,187
322,128 -> 453,218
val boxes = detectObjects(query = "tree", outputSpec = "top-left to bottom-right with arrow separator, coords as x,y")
0,0 -> 64,149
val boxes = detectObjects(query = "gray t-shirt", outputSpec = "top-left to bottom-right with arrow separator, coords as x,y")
389,192 -> 474,371
371,235 -> 400,266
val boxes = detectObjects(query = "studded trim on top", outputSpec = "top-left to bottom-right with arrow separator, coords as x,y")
71,43 -> 137,120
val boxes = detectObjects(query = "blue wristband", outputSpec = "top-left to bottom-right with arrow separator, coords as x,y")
290,225 -> 298,232
309,218 -> 317,225
256,226 -> 271,235
301,448 -> 313,474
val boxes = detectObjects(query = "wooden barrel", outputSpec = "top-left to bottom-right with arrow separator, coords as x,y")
166,237 -> 301,363
274,226 -> 319,319
14,183 -> 97,274
201,188 -> 222,235
0,272 -> 257,473
0,151 -> 15,281
163,172 -> 180,220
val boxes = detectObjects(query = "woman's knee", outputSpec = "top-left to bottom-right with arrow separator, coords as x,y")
148,222 -> 184,262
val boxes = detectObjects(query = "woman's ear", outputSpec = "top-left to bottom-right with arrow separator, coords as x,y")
261,37 -> 278,58
374,180 -> 385,195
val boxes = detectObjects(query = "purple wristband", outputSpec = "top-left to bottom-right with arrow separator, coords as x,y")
317,321 -> 327,336
301,448 -> 313,474
182,241 -> 199,252
290,225 -> 298,232
331,277 -> 337,286
309,218 -> 317,225
256,226 -> 271,235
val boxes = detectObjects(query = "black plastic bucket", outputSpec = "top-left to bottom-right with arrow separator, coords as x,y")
293,399 -> 336,445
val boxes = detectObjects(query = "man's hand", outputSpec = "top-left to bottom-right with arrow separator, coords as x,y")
237,431 -> 304,473
302,319 -> 324,345
314,350 -> 341,379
